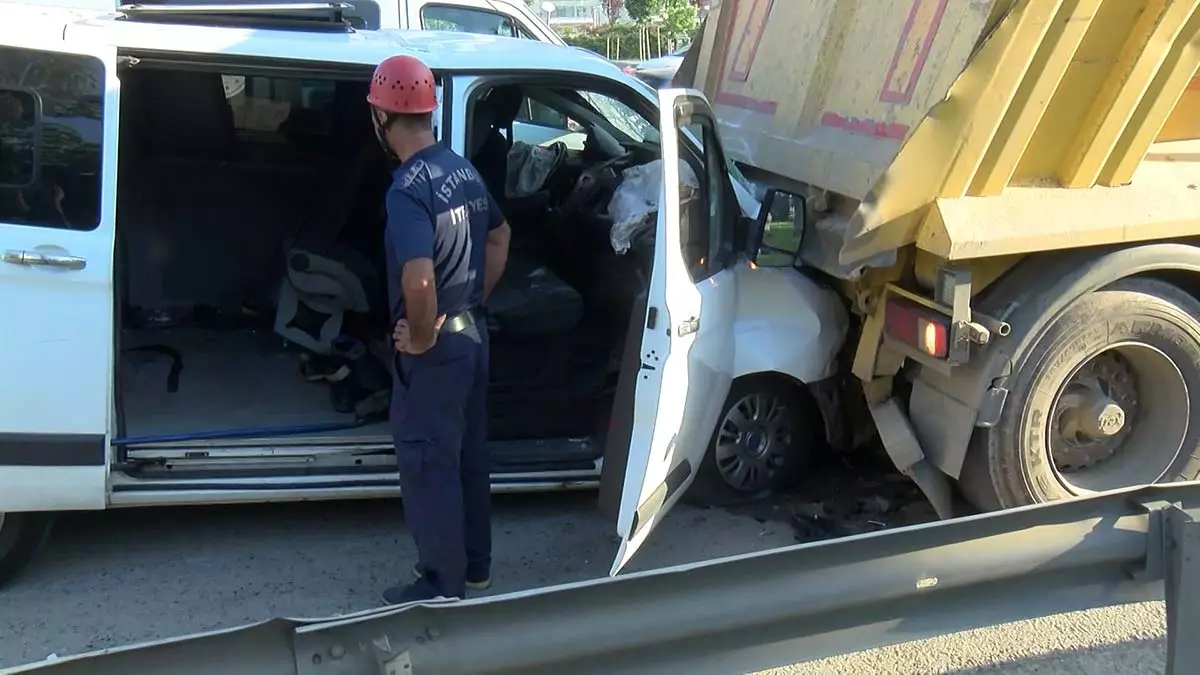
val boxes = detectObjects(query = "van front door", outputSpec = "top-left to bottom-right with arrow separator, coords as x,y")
0,41 -> 118,513
612,89 -> 741,574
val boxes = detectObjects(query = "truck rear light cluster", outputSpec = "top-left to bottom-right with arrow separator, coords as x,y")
884,297 -> 949,359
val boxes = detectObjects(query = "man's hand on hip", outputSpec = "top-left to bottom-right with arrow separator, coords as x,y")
394,315 -> 446,355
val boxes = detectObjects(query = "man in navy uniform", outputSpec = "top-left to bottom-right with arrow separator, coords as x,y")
366,54 -> 511,604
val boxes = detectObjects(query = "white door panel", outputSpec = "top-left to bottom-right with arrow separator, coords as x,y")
0,39 -> 117,512
613,89 -> 739,573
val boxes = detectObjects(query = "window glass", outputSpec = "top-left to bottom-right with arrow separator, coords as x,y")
516,98 -> 567,128
0,47 -> 104,231
756,191 -> 804,267
679,113 -> 734,281
679,121 -> 710,280
421,6 -> 519,37
0,89 -> 37,187
221,75 -> 336,135
582,92 -> 656,143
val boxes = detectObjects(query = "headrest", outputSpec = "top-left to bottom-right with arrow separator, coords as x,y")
468,86 -> 525,157
469,99 -> 496,158
487,86 -> 524,126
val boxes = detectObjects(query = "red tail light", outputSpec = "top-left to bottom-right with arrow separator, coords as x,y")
884,297 -> 950,359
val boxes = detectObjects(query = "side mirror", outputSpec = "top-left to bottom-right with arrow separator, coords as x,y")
749,188 -> 805,267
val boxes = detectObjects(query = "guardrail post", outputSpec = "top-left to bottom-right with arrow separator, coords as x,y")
1164,505 -> 1198,675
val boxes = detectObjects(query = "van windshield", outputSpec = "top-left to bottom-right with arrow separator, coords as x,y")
581,92 -> 660,145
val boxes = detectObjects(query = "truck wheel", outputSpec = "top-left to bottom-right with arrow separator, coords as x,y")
687,377 -> 820,507
0,512 -> 53,588
963,278 -> 1200,509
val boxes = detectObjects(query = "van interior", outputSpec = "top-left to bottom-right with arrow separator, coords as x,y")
111,59 -> 688,483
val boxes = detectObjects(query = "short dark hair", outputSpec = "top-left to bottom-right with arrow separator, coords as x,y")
383,111 -> 433,132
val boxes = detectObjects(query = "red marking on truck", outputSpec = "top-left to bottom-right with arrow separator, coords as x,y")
715,91 -> 778,115
727,0 -> 775,82
878,0 -> 948,105
820,112 -> 909,139
711,0 -> 779,116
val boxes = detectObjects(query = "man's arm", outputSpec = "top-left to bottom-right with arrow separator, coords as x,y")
482,191 -> 511,304
402,257 -> 438,351
386,190 -> 438,352
483,221 -> 510,303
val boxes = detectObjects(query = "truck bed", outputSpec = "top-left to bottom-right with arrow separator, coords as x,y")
683,0 -> 1200,273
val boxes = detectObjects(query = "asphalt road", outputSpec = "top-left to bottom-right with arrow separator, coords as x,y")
762,602 -> 1167,675
0,493 -> 796,669
0,492 -> 1171,674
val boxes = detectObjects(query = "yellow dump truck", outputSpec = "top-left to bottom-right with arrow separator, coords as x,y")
680,0 -> 1200,515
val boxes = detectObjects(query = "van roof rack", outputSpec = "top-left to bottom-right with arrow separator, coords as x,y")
116,1 -> 368,32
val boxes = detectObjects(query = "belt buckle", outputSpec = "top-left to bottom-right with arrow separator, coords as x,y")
444,312 -> 473,334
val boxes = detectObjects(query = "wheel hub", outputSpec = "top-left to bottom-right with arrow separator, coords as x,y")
1061,391 -> 1126,438
740,427 -> 770,458
1051,352 -> 1139,472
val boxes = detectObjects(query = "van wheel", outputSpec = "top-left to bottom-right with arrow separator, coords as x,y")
686,377 -> 819,507
0,512 -> 53,588
961,278 -> 1200,510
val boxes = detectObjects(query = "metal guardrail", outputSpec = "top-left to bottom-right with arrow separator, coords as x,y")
4,482 -> 1198,675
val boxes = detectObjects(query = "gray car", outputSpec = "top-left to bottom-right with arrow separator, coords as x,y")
623,44 -> 689,88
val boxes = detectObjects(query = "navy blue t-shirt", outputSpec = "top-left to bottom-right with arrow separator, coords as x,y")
383,144 -> 504,325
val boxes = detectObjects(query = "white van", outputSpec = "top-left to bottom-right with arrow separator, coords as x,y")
0,1 -> 847,585
2,0 -> 565,42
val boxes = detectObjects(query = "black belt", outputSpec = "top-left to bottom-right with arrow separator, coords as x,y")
441,308 -> 481,334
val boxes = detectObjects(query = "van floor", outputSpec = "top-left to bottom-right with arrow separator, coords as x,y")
119,327 -> 354,439
117,327 -> 605,474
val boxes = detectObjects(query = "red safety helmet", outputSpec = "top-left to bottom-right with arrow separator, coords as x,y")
367,54 -> 438,115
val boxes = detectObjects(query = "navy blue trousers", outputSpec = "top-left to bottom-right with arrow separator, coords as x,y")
391,325 -> 490,598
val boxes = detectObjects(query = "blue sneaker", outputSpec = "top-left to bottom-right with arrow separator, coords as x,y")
381,577 -> 455,606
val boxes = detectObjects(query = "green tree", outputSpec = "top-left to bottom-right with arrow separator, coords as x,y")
662,0 -> 697,43
624,0 -> 656,24
624,0 -> 696,43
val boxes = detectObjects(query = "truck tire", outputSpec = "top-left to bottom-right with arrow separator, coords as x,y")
962,278 -> 1200,510
0,512 -> 53,588
686,377 -> 820,507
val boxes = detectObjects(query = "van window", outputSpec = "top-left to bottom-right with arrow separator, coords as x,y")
681,116 -> 736,281
421,5 -> 524,38
222,75 -> 337,136
517,99 -> 568,128
581,92 -> 655,143
0,89 -> 37,187
0,47 -> 104,231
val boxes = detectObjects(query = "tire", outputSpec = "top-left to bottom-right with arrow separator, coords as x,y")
962,278 -> 1200,510
686,377 -> 820,507
0,512 -> 53,588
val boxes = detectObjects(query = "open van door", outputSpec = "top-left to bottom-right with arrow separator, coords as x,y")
0,40 -> 117,514
611,89 -> 741,574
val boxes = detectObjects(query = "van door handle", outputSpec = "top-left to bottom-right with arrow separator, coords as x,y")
2,249 -> 87,271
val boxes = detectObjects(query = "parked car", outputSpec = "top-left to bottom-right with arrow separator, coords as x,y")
623,44 -> 689,88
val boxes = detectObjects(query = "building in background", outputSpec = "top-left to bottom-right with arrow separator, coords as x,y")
542,0 -> 628,28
